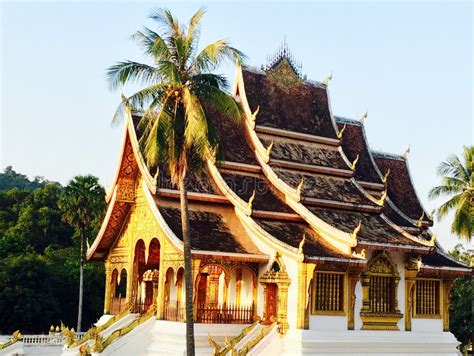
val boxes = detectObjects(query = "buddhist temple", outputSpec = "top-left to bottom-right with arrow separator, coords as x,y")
73,43 -> 470,355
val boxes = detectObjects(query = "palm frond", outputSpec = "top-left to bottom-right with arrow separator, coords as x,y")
106,61 -> 158,91
450,194 -> 472,240
195,83 -> 242,122
437,155 -> 469,182
132,28 -> 172,62
191,39 -> 247,73
193,73 -> 229,90
182,87 -> 209,160
149,8 -> 182,37
126,83 -> 168,112
437,192 -> 463,219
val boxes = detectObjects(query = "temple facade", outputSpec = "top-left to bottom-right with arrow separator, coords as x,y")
84,47 -> 470,355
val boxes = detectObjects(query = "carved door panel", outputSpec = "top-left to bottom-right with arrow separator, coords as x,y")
265,283 -> 278,324
144,281 -> 153,311
197,273 -> 208,305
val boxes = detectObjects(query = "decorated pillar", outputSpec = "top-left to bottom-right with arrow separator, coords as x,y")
304,264 -> 316,329
442,279 -> 455,332
277,280 -> 291,334
296,262 -> 307,329
104,263 -> 112,314
156,262 -> 168,319
404,255 -> 421,331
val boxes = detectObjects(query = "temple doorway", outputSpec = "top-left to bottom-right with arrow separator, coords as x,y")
264,283 -> 278,324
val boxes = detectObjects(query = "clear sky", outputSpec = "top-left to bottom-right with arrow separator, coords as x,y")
1,1 -> 472,251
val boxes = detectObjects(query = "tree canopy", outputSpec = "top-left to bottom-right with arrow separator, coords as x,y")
0,167 -> 105,334
429,146 -> 474,241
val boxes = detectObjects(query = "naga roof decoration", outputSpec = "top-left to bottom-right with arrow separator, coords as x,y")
89,47 -> 464,272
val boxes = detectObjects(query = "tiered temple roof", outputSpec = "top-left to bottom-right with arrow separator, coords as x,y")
88,49 -> 469,273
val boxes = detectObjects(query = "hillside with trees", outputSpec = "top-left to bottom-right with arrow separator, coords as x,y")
0,167 -> 105,334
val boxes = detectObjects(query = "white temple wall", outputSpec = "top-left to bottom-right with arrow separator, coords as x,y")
284,256 -> 299,330
411,318 -> 443,332
309,315 -> 346,331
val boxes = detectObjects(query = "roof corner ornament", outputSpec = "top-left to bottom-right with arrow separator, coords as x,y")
350,154 -> 360,171
377,190 -> 388,205
246,190 -> 256,215
352,248 -> 366,259
264,141 -> 274,163
249,106 -> 260,129
295,177 -> 304,200
429,233 -> 436,246
323,71 -> 333,86
416,212 -> 425,228
297,233 -> 306,255
350,220 -> 362,239
429,208 -> 435,221
382,168 -> 391,184
403,145 -> 410,159
358,110 -> 368,124
337,124 -> 346,139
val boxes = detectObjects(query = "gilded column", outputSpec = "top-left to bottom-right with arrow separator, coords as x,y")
404,255 -> 420,331
442,279 -> 454,332
297,262 -> 307,329
360,273 -> 370,313
305,264 -> 316,329
156,262 -> 167,319
277,281 -> 291,334
104,263 -> 112,314
191,258 -> 201,318
347,272 -> 359,330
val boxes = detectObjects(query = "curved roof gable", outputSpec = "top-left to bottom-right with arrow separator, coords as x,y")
373,151 -> 432,226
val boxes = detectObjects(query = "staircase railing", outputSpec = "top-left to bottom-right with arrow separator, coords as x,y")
89,304 -> 157,354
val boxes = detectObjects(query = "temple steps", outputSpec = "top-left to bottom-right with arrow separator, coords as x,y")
282,329 -> 461,355
146,321 -> 249,356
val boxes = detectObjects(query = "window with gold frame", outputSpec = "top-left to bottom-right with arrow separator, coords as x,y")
311,271 -> 346,315
414,279 -> 441,318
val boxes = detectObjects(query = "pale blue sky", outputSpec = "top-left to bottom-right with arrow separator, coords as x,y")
1,1 -> 472,250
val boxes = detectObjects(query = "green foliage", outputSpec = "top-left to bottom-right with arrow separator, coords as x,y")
0,167 -> 105,334
449,244 -> 473,351
0,166 -> 51,191
429,146 -> 474,241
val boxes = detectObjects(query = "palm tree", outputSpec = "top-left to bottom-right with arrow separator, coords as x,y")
59,175 -> 106,332
106,7 -> 245,355
429,146 -> 474,241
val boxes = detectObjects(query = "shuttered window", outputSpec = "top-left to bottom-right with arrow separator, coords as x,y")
312,272 -> 345,314
415,279 -> 440,316
368,275 -> 394,313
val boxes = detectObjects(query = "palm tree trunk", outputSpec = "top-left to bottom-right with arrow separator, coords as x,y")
77,228 -> 86,332
179,175 -> 195,356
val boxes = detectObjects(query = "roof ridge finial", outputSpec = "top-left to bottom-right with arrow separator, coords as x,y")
403,145 -> 410,158
266,37 -> 303,78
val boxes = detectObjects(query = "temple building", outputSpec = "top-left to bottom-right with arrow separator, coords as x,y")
80,45 -> 470,355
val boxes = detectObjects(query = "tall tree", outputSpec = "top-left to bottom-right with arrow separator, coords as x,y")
429,146 -> 474,241
59,175 -> 106,332
107,7 -> 244,355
